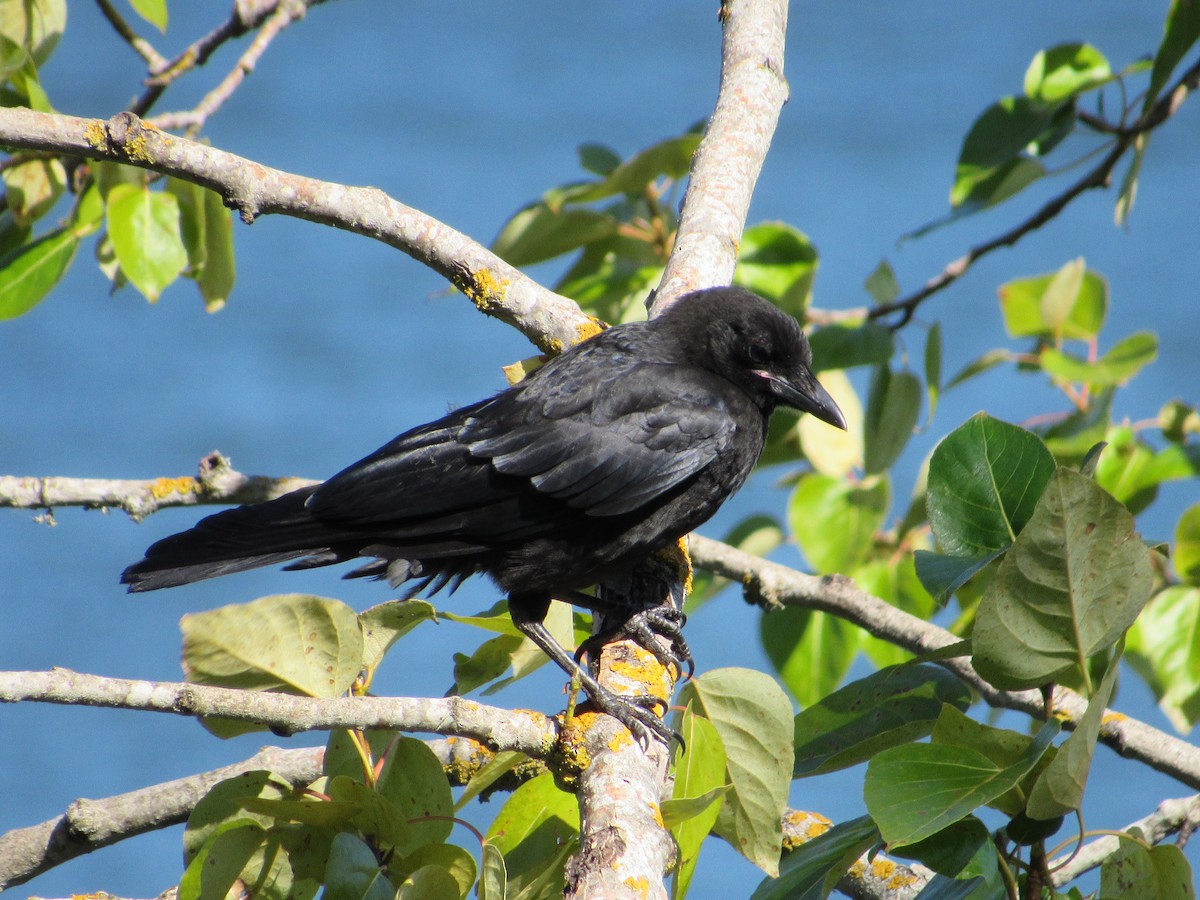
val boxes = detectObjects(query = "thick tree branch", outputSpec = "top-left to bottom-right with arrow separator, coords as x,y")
869,52 -> 1200,329
0,107 -> 595,354
0,669 -> 559,755
652,0 -> 789,310
688,534 -> 1200,792
0,745 -> 322,889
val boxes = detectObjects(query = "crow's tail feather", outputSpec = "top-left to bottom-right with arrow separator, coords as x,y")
121,486 -> 339,592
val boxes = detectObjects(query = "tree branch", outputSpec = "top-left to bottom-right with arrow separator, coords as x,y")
652,0 -> 789,310
0,453 -> 315,521
0,107 -> 595,354
688,534 -> 1200,792
1050,793 -> 1200,884
869,52 -> 1200,329
0,745 -> 322,889
0,669 -> 558,754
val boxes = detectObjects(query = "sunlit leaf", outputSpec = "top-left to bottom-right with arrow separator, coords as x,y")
972,468 -> 1153,690
0,0 -> 66,66
491,202 -> 615,267
998,262 -> 1107,340
734,222 -> 817,317
1040,331 -> 1158,388
128,0 -> 168,32
926,413 -> 1056,558
669,706 -> 727,899
0,224 -> 78,319
684,668 -> 793,876
761,606 -> 859,710
3,157 -> 65,227
864,258 -> 900,305
1024,43 -> 1111,104
1127,586 -> 1200,732
1145,0 -> 1200,112
797,370 -> 864,477
106,182 -> 188,302
789,473 -> 887,574
864,365 -> 921,475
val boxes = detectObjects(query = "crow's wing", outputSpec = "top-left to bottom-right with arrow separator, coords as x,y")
304,360 -> 741,536
463,360 -> 741,516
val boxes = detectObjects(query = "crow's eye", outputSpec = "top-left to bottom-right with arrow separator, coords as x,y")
747,343 -> 769,366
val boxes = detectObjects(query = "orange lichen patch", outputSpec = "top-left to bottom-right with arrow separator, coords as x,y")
84,121 -> 107,150
608,726 -> 635,752
607,648 -> 671,703
150,476 -> 201,499
1101,711 -> 1129,726
782,810 -> 831,850
871,857 -> 921,889
622,876 -> 652,898
573,316 -> 607,345
649,801 -> 665,830
462,268 -> 510,313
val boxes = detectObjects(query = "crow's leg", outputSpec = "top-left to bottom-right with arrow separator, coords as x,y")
508,594 -> 674,748
570,600 -> 694,680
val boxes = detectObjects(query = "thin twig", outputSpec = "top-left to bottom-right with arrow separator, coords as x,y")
871,53 -> 1200,328
150,0 -> 312,134
93,0 -> 168,71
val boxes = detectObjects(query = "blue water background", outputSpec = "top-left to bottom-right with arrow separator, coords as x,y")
3,3 -> 1198,896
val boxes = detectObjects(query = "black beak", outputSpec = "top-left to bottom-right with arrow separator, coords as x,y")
760,368 -> 847,430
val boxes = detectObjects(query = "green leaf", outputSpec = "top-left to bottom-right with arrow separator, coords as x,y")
1024,43 -> 1111,104
864,366 -> 921,475
1026,647 -> 1121,819
183,770 -> 296,863
479,842 -> 507,900
927,413 -> 1056,557
327,776 -> 417,855
1101,829 -> 1197,900
864,258 -> 900,305
0,0 -> 66,66
3,157 -> 66,227
179,820 -> 268,900
106,182 -> 188,302
397,865 -> 462,900
1115,133 -> 1148,227
761,605 -> 859,710
669,706 -> 727,900
930,706 -> 1056,817
793,663 -> 971,777
944,348 -> 1016,390
455,749 -> 528,811
683,668 -> 794,876
998,262 -> 1108,340
1127,586 -> 1200,732
925,322 -> 942,419
789,472 -> 888,574
865,719 -> 1060,847
795,371 -> 864,478
484,772 -> 578,896
0,224 -> 78,319
197,184 -> 236,310
972,468 -> 1154,691
398,850 -> 476,900
807,322 -> 894,371
598,131 -> 702,197
1146,0 -> 1200,112
750,816 -> 879,900
1176,504 -> 1200,585
577,142 -> 621,176
181,593 -> 364,696
324,832 -> 393,900
359,599 -> 436,675
491,202 -> 616,267
128,0 -> 168,32
375,737 -> 454,848
913,548 -> 1003,606
734,222 -> 818,317
893,816 -> 992,882
1040,331 -> 1158,388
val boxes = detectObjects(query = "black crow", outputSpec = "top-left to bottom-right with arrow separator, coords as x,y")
123,286 -> 845,742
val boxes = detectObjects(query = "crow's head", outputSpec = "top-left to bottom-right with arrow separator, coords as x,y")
667,286 -> 846,429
